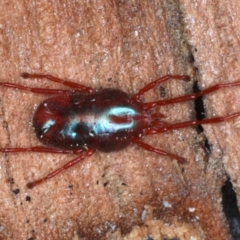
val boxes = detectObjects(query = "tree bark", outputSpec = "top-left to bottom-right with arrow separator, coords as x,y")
0,0 -> 239,239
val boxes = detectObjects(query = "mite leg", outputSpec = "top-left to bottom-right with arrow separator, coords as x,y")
144,112 -> 240,135
144,80 -> 240,110
0,82 -> 71,94
130,75 -> 190,102
0,146 -> 85,154
131,136 -> 185,163
151,112 -> 165,119
27,148 -> 95,188
22,72 -> 93,93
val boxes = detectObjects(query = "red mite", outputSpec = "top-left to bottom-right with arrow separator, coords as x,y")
1,73 -> 240,188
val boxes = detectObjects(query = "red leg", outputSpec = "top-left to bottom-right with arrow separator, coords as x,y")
0,146 -> 85,154
144,112 -> 240,135
131,136 -> 185,163
22,72 -> 93,93
150,120 -> 167,128
0,82 -> 71,94
27,148 -> 95,188
144,80 -> 240,110
130,75 -> 190,102
151,112 -> 165,119
150,112 -> 167,127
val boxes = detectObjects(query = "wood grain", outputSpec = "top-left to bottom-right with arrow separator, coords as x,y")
0,0 -> 239,239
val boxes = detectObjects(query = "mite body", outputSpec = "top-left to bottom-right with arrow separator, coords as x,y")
33,89 -> 150,152
1,73 -> 240,188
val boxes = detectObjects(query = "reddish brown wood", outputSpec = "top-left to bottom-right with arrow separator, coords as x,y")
0,0 -> 239,239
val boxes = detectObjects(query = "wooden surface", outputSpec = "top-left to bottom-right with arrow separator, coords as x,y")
0,0 -> 240,239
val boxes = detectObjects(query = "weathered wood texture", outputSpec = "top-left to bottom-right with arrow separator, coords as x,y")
0,0 -> 239,239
